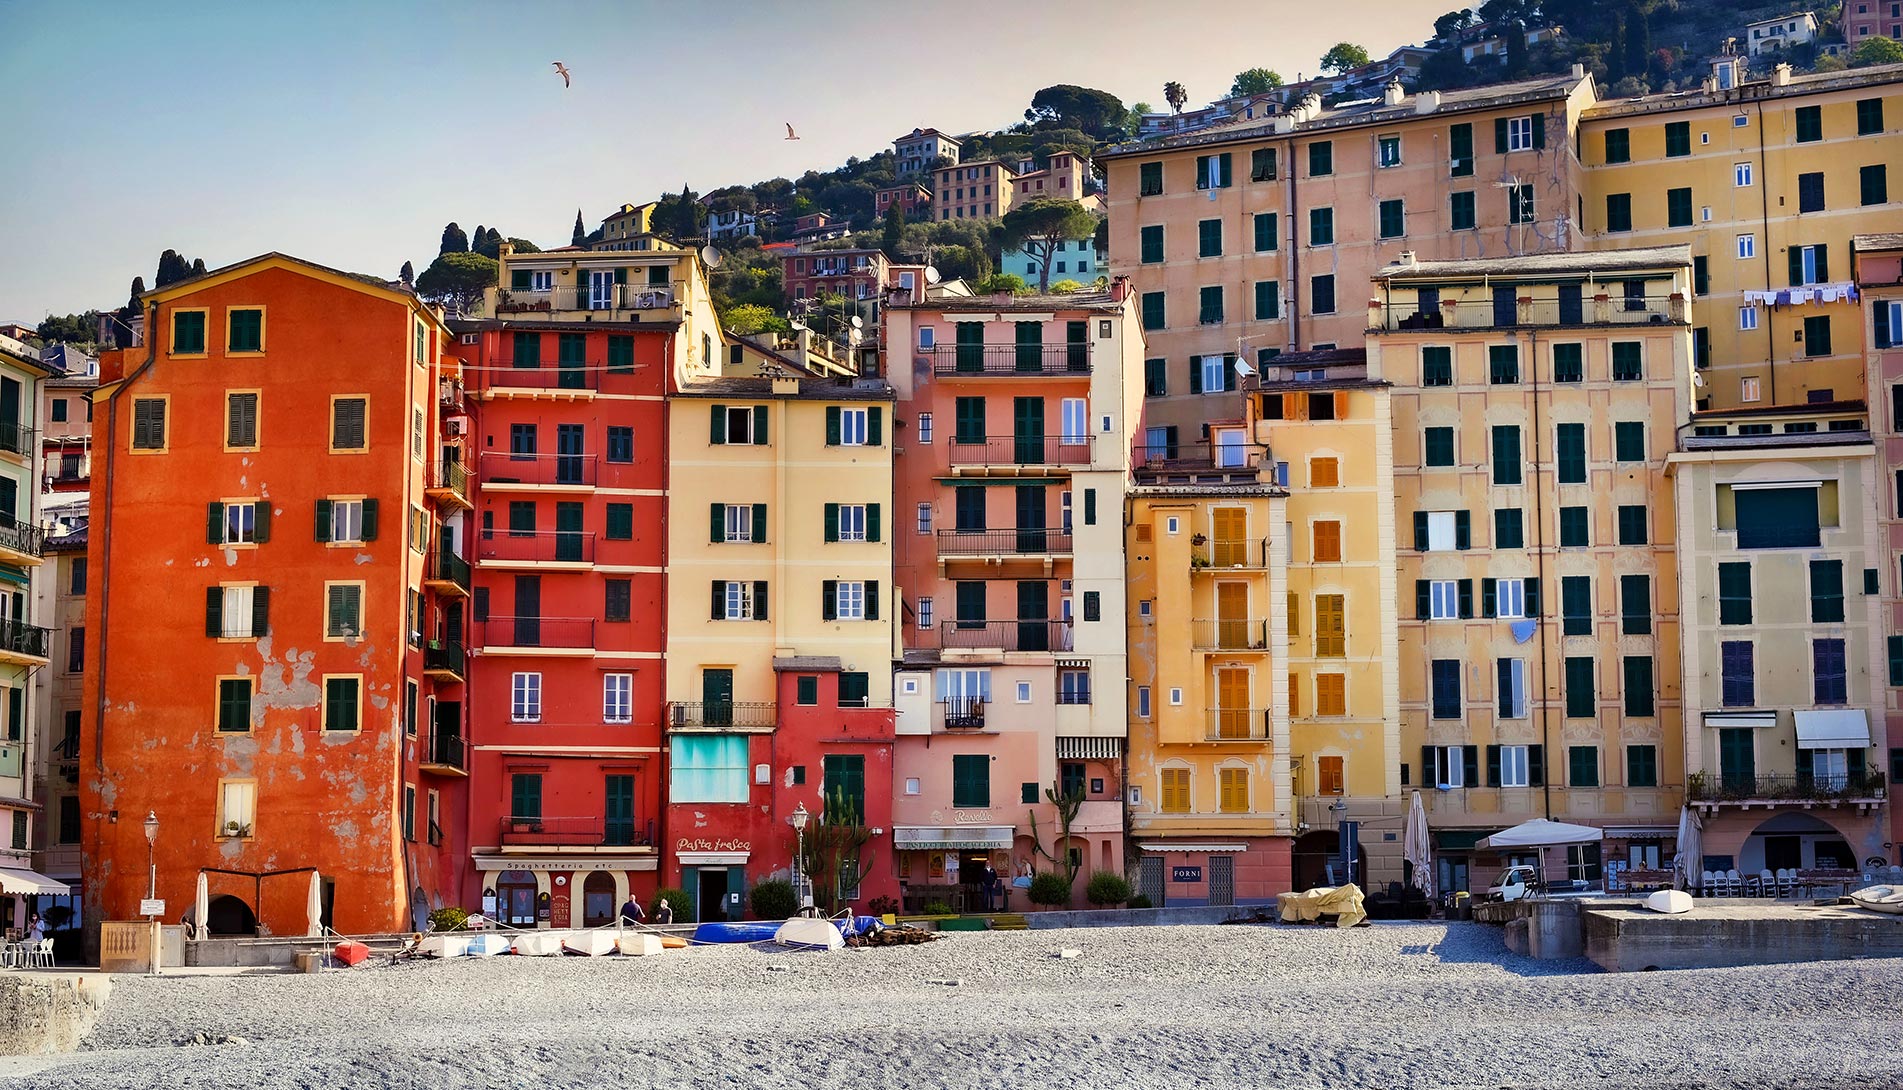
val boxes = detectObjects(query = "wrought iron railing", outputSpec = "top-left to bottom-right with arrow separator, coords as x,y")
1191,619 -> 1270,650
936,528 -> 1073,556
938,697 -> 987,730
478,530 -> 596,564
479,451 -> 598,486
424,640 -> 465,677
1687,770 -> 1885,802
668,701 -> 777,729
423,728 -> 467,771
498,815 -> 656,847
1206,708 -> 1271,741
938,619 -> 1071,653
925,343 -> 1092,376
479,616 -> 595,650
946,434 -> 1093,468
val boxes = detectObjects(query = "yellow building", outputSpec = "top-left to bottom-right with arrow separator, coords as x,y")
596,202 -> 662,251
1370,246 -> 1693,897
487,242 -> 722,382
933,159 -> 1017,221
1579,60 -> 1903,410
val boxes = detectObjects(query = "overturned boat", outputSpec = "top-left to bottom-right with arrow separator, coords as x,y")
1848,885 -> 1903,915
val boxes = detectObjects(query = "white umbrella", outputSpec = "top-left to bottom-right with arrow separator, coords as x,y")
1673,807 -> 1703,891
1403,790 -> 1435,898
305,872 -> 324,937
193,872 -> 209,941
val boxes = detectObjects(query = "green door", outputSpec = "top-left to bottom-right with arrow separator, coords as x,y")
1013,397 -> 1045,465
1718,728 -> 1755,792
702,668 -> 734,727
955,322 -> 984,372
1014,321 -> 1044,372
604,774 -> 635,845
955,581 -> 986,632
1065,320 -> 1088,371
1015,485 -> 1046,554
555,501 -> 584,562
558,333 -> 586,389
1016,580 -> 1049,652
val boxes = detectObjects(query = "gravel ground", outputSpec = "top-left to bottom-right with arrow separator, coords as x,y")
5,921 -> 1902,1090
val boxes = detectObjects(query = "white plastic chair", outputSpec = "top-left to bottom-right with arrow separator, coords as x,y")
1725,868 -> 1744,896
1776,868 -> 1795,898
28,939 -> 52,970
1757,869 -> 1775,897
1700,870 -> 1716,897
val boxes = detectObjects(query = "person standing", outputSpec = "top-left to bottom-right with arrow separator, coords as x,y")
27,914 -> 45,942
618,895 -> 645,926
653,896 -> 674,926
980,862 -> 999,912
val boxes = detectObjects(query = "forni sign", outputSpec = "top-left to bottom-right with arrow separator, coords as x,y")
1170,865 -> 1203,883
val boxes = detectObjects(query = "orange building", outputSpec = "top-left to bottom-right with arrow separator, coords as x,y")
83,254 -> 464,937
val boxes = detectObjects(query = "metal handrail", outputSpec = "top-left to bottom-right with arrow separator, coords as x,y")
479,616 -> 595,649
938,619 -> 1071,653
945,434 -> 1093,467
936,528 -> 1073,556
424,640 -> 465,677
925,343 -> 1092,376
498,815 -> 656,847
668,701 -> 778,729
1205,709 -> 1270,741
1687,770 -> 1885,802
478,530 -> 596,564
1373,294 -> 1687,331
479,451 -> 598,486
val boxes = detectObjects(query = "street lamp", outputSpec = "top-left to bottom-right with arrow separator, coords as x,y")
142,811 -> 160,976
789,802 -> 811,916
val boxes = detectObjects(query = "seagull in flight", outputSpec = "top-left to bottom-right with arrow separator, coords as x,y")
552,61 -> 571,88
785,122 -> 800,140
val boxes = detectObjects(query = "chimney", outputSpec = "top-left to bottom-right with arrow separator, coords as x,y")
1110,275 -> 1131,303
1571,63 -> 1585,80
1397,250 -> 1419,269
1414,90 -> 1442,114
797,327 -> 814,356
1772,62 -> 1792,87
1383,79 -> 1405,106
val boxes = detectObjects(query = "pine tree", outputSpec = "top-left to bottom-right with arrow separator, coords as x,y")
155,250 -> 191,288
470,225 -> 486,255
190,257 -> 206,276
674,184 -> 698,240
881,201 -> 908,260
439,222 -> 468,255
572,209 -> 586,247
399,261 -> 415,285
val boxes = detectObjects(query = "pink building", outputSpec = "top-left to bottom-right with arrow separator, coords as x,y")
1846,0 -> 1903,42
1855,232 -> 1903,854
876,183 -> 931,220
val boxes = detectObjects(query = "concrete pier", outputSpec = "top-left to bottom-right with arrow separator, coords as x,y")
0,974 -> 111,1055
1583,901 -> 1903,971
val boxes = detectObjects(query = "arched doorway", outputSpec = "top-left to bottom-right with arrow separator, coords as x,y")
205,894 -> 257,936
1737,812 -> 1854,873
1291,830 -> 1368,892
495,870 -> 537,927
581,872 -> 615,927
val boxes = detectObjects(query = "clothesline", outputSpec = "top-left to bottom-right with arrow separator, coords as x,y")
1741,283 -> 1860,307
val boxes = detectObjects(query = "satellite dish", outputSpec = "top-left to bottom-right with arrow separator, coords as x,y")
1691,371 -> 1707,388
851,316 -> 864,329
789,320 -> 808,332
924,266 -> 942,285
700,245 -> 723,268
1233,359 -> 1257,377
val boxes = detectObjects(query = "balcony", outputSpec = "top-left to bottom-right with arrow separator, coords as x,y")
494,283 -> 677,317
0,620 -> 50,665
937,528 -> 1073,558
938,619 -> 1071,653
479,451 -> 597,488
0,423 -> 36,459
1372,293 -> 1686,332
1206,708 -> 1271,741
1192,619 -> 1270,651
419,728 -> 468,777
497,815 -> 657,849
938,697 -> 988,731
478,531 -> 596,567
478,616 -> 595,654
1134,442 -> 1266,477
423,639 -> 465,682
1194,538 -> 1273,570
425,461 -> 473,510
946,435 -> 1093,471
425,550 -> 471,598
926,343 -> 1092,376
668,701 -> 777,731
1687,771 -> 1886,810
0,519 -> 44,566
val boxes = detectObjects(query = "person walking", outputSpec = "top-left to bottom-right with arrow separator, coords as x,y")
653,896 -> 674,926
618,895 -> 645,926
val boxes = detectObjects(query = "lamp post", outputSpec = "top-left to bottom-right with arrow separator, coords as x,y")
142,810 -> 160,976
789,802 -> 811,916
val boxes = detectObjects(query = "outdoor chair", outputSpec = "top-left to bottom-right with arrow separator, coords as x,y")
1776,869 -> 1795,898
27,939 -> 53,970
1757,869 -> 1775,897
1699,870 -> 1716,896
1724,868 -> 1743,896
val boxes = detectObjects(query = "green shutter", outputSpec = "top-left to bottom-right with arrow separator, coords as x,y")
1454,510 -> 1470,549
206,502 -> 224,544
752,406 -> 769,445
1494,116 -> 1508,153
821,580 -> 837,621
1415,580 -> 1430,619
751,503 -> 767,543
824,503 -> 839,542
866,581 -> 880,620
252,586 -> 270,636
711,503 -> 725,543
754,580 -> 769,621
826,406 -> 841,446
712,580 -> 724,620
1083,488 -> 1096,525
360,499 -> 379,542
1532,112 -> 1545,148
205,586 -> 222,637
315,499 -> 332,543
511,269 -> 531,291
252,503 -> 270,543
710,404 -> 727,444
867,503 -> 881,542
868,407 -> 883,445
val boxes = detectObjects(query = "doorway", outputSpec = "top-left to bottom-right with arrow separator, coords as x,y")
696,868 -> 729,922
702,668 -> 734,727
1208,856 -> 1235,906
205,894 -> 257,936
581,872 -> 615,927
496,869 -> 537,927
513,576 -> 540,646
1138,856 -> 1167,907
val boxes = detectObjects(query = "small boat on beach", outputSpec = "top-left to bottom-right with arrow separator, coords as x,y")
466,934 -> 510,957
418,933 -> 469,958
510,931 -> 566,956
1848,885 -> 1903,915
774,917 -> 844,951
562,930 -> 617,956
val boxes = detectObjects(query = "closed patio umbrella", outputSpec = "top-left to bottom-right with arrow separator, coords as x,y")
1673,807 -> 1702,892
193,872 -> 209,941
306,872 -> 323,937
1403,790 -> 1435,899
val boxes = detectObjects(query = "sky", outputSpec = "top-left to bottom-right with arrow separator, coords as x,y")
0,0 -> 1455,323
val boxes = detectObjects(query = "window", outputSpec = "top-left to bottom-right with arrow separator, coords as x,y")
328,396 -> 367,452
715,579 -> 762,621
132,397 -> 167,450
1310,457 -> 1339,488
323,582 -> 363,639
1858,97 -> 1885,136
1491,425 -> 1520,485
1737,234 -> 1756,259
1809,637 -> 1849,706
1251,212 -> 1279,254
1721,641 -> 1754,707
1494,508 -> 1524,550
1309,207 -> 1334,246
217,780 -> 256,838
1198,219 -> 1222,257
952,753 -> 990,806
172,309 -> 207,354
1315,594 -> 1345,656
1734,485 -> 1822,549
1488,345 -> 1518,385
605,579 -> 631,622
1199,286 -> 1224,325
1058,668 -> 1090,705
1507,184 -> 1533,224
323,675 -> 361,732
1423,427 -> 1455,467
1450,121 -> 1474,176
1667,187 -> 1693,228
1313,520 -> 1342,562
1421,346 -> 1452,387
1416,509 -> 1468,551
1568,745 -> 1599,787
1603,127 -> 1630,163
1616,505 -> 1647,545
1627,745 -> 1659,788
320,497 -> 372,544
1798,171 -> 1825,213
1564,657 -> 1595,718
1311,275 -> 1335,316
1194,152 -> 1232,189
1620,574 -> 1650,635
709,404 -> 768,445
216,677 -> 253,733
70,557 -> 86,595
1160,767 -> 1189,813
1557,505 -> 1587,548
509,772 -> 544,822
828,503 -> 872,543
1426,579 -> 1463,620
607,426 -> 634,463
403,785 -> 416,842
1864,164 -> 1890,206
224,392 -> 259,449
1795,104 -> 1822,143
1664,120 -> 1690,157
1497,660 -> 1528,720
1136,686 -> 1151,717
1810,559 -> 1845,623
824,579 -> 877,621
1612,342 -> 1642,381
1561,575 -> 1592,636
1606,193 -> 1633,232
1378,199 -> 1404,239
670,735 -> 749,803
1378,135 -> 1401,167
1450,190 -> 1476,231
227,308 -> 264,353
1198,354 -> 1228,393
1715,561 -> 1755,625
1555,423 -> 1586,484
1253,281 -> 1280,321
1141,291 -> 1165,331
1250,147 -> 1278,181
511,672 -> 542,722
1491,578 -> 1526,619
1430,660 -> 1461,719
1504,114 -> 1539,152
1614,421 -> 1646,463
1138,162 -> 1162,196
1140,225 -> 1164,264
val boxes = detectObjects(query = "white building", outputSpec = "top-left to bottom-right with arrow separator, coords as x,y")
895,128 -> 962,175
706,208 -> 758,241
1745,12 -> 1820,55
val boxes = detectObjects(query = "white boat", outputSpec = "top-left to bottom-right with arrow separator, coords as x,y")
616,932 -> 664,957
418,933 -> 469,958
510,931 -> 566,956
466,934 -> 510,957
1848,885 -> 1903,915
1644,889 -> 1693,915
774,917 -> 844,951
562,930 -> 617,956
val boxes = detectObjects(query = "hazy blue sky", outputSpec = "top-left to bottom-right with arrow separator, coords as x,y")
2,0 -> 1454,322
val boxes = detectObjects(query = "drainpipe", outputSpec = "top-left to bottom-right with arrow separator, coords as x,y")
1284,135 -> 1301,353
1753,98 -> 1777,405
1527,325 -> 1552,821
92,302 -> 161,772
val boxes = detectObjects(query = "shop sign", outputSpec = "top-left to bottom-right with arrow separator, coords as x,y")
676,837 -> 752,853
952,809 -> 992,824
1171,866 -> 1203,883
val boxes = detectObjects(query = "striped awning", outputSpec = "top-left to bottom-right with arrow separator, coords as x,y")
1056,737 -> 1121,760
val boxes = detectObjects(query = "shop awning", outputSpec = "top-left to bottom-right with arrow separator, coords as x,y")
1703,711 -> 1777,728
1479,819 -> 1602,850
0,867 -> 70,895
1056,737 -> 1121,760
894,826 -> 1014,851
1794,709 -> 1870,749
1136,842 -> 1247,853
471,855 -> 657,872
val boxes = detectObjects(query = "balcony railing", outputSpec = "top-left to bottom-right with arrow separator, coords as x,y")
938,697 -> 988,730
55,733 -> 80,762
669,701 -> 777,730
426,550 -> 471,593
926,343 -> 1093,376
423,639 -> 465,678
422,728 -> 467,773
0,620 -> 51,660
480,451 -> 598,486
938,619 -> 1072,653
1194,538 -> 1273,569
479,616 -> 595,650
947,435 -> 1093,468
937,528 -> 1073,557
0,519 -> 44,559
1687,771 -> 1886,803
495,284 -> 677,315
1373,294 -> 1686,332
1192,619 -> 1270,650
479,360 -> 599,393
498,815 -> 656,848
1134,442 -> 1265,473
478,531 -> 596,564
0,423 -> 36,457
427,461 -> 471,502
1206,708 -> 1271,741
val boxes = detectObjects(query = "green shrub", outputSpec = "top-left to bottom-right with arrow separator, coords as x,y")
428,906 -> 470,932
750,879 -> 798,920
651,887 -> 692,922
1085,871 -> 1133,907
1048,278 -> 1084,294
921,900 -> 955,916
1028,872 -> 1073,906
1126,894 -> 1153,910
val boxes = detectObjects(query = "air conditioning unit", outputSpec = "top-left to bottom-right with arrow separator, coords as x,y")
445,418 -> 467,437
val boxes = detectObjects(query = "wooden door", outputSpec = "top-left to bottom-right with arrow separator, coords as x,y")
1216,584 -> 1249,649
1212,508 -> 1247,566
1216,667 -> 1249,738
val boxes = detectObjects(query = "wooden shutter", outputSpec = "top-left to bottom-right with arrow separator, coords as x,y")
251,586 -> 270,637
1494,116 -> 1509,153
206,502 -> 224,544
1454,510 -> 1471,549
751,504 -> 767,543
1457,579 -> 1473,619
711,580 -> 724,620
826,406 -> 841,446
867,504 -> 881,543
1525,578 -> 1541,617
1528,744 -> 1545,786
253,504 -> 270,543
1084,489 -> 1096,526
1188,356 -> 1203,395
1789,247 -> 1805,288
1413,511 -> 1429,550
1415,580 -> 1430,620
868,407 -> 883,445
1532,112 -> 1546,148
710,404 -> 728,444
1481,578 -> 1496,618
821,580 -> 838,621
754,580 -> 769,621
361,499 -> 380,542
824,503 -> 839,542
866,581 -> 880,620
205,587 -> 222,637
1487,745 -> 1502,787
1421,745 -> 1439,786
752,405 -> 769,445
710,503 -> 725,543
1462,746 -> 1479,786
315,499 -> 333,543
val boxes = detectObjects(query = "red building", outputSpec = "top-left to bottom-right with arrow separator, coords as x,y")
1846,1 -> 1903,44
875,183 -> 931,221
